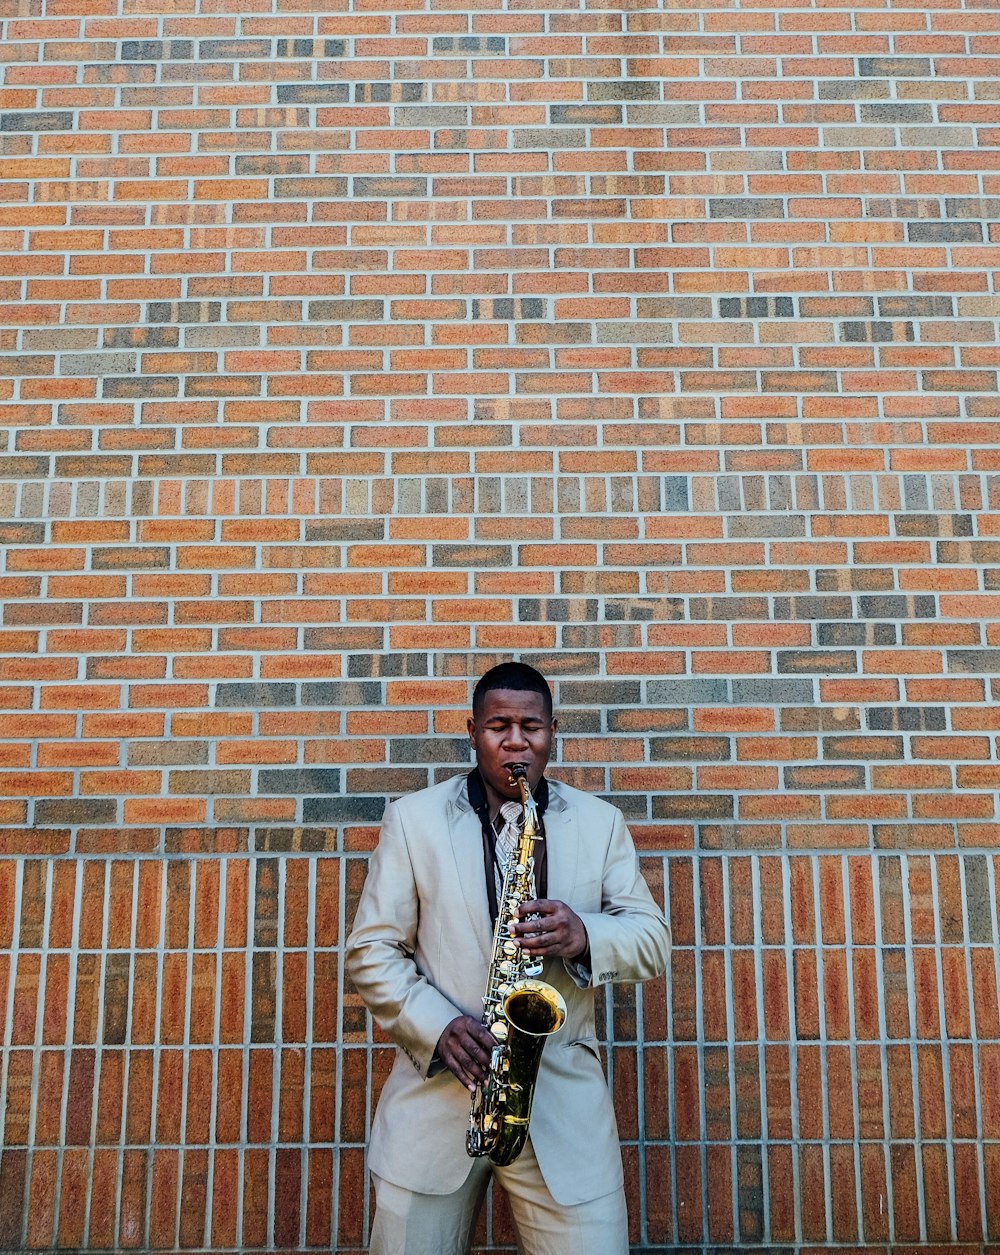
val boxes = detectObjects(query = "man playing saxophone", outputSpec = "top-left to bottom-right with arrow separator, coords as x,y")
345,661 -> 671,1255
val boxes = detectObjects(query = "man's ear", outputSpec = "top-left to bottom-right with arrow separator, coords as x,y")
467,715 -> 476,745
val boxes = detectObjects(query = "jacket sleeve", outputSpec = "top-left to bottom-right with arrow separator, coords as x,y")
344,800 -> 461,1077
565,807 -> 671,989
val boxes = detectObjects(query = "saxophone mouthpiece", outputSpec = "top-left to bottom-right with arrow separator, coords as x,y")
508,764 -> 529,783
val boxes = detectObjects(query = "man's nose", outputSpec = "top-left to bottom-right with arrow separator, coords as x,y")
503,722 -> 528,747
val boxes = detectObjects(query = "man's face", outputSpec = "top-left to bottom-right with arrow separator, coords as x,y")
467,687 -> 556,813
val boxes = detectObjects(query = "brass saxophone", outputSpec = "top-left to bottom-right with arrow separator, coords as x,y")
466,765 -> 567,1166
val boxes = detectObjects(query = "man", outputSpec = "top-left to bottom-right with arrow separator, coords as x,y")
345,661 -> 670,1255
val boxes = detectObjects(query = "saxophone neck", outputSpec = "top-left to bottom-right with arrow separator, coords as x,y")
512,769 -> 541,840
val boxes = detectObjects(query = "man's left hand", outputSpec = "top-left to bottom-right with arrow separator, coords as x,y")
511,899 -> 588,960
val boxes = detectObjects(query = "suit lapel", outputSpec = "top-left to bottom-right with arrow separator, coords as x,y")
542,784 -> 579,906
446,788 -> 493,965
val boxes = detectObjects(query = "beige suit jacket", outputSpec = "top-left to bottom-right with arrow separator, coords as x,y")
344,773 -> 671,1206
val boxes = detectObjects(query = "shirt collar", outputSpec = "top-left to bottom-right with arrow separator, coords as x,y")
466,767 -> 549,822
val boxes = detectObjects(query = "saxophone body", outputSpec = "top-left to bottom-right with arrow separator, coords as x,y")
466,766 -> 567,1166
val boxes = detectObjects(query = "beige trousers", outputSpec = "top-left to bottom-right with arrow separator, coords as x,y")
369,1138 -> 628,1255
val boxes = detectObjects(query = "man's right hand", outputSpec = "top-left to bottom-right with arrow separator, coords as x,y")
435,1015 -> 496,1093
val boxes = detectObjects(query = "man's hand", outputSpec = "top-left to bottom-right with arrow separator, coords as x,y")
435,1015 -> 497,1093
511,899 -> 588,961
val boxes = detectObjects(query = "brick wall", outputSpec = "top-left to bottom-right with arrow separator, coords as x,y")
2,0 -> 999,1249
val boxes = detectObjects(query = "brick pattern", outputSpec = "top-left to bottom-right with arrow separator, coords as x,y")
2,0 -> 1000,1249
4,852 -> 1000,1250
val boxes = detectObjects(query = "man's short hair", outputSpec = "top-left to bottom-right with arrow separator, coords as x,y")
472,661 -> 553,719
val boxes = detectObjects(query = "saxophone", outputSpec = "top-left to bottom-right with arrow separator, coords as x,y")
466,765 -> 567,1166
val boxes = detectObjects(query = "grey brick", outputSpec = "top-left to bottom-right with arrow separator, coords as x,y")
390,738 -> 469,764
276,84 -> 351,105
859,56 -> 931,77
103,326 -> 179,349
514,128 -> 587,150
308,299 -> 385,321
0,111 -> 74,132
235,155 -> 310,176
216,683 -> 297,708
254,827 -> 334,852
301,681 -> 382,705
878,295 -> 954,319
648,678 -> 728,704
129,740 -> 209,766
719,297 -> 795,319
121,39 -> 193,60
395,106 -> 471,127
842,320 -> 914,343
819,79 -> 890,99
355,82 -> 424,103
732,679 -> 815,704
896,514 -> 973,538
710,198 -> 786,219
948,650 -> 1000,673
946,198 -> 1000,219
559,680 -> 641,705
626,104 -> 701,125
604,794 -> 649,819
867,707 -> 946,732
275,38 -> 346,57
260,769 -> 341,794
169,770 -> 251,795
147,301 -> 222,324
519,598 -> 598,623
817,623 -> 897,647
637,298 -> 713,318
964,855 -> 993,943
773,596 -> 853,620
908,220 -> 983,243
472,298 -> 547,320
596,322 -> 673,344
348,653 -> 428,678
858,594 -> 937,619
348,768 -> 430,795
728,515 -> 806,539
550,104 -> 622,125
662,476 -> 689,511
303,796 -> 386,823
823,126 -> 896,148
34,798 -> 116,825
690,597 -> 769,621
860,103 -> 933,124
61,353 -> 138,376
605,597 -> 682,623
432,36 -> 507,54
588,80 -> 660,101
902,127 -> 975,148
